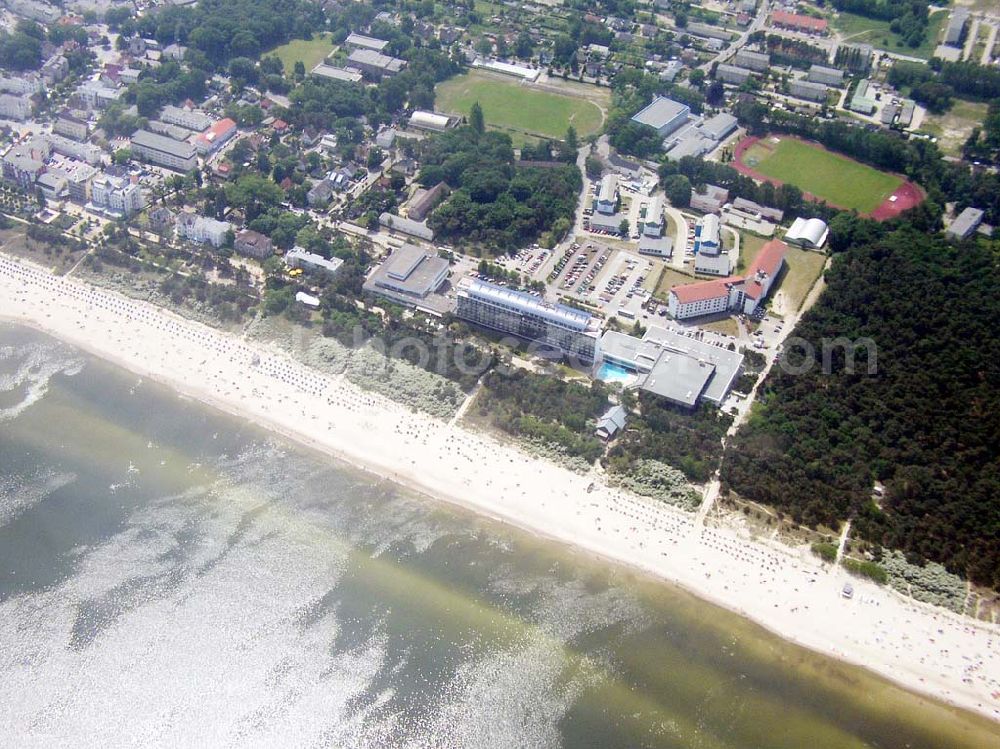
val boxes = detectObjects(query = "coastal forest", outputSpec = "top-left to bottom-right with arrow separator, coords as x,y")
722,227 -> 1000,588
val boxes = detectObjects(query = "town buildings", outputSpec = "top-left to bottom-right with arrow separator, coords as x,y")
363,243 -> 450,307
286,246 -> 344,277
668,239 -> 788,319
130,130 -> 198,172
89,174 -> 144,218
630,96 -> 692,138
234,229 -> 274,259
177,212 -> 231,247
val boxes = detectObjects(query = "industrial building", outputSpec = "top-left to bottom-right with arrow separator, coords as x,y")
347,49 -> 407,78
946,207 -> 985,240
310,63 -> 364,84
345,33 -> 390,52
455,279 -> 601,364
364,243 -> 450,307
130,130 -> 198,172
849,80 -> 878,115
630,96 -> 692,138
597,327 -> 744,408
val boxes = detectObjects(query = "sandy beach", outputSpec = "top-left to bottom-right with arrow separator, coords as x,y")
2,253 -> 999,722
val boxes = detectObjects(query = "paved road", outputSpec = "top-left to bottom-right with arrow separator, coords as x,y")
698,2 -> 772,72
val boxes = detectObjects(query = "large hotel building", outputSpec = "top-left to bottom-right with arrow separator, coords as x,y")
455,279 -> 601,364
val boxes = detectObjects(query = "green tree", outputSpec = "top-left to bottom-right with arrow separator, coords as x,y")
565,125 -> 578,152
470,101 -> 485,134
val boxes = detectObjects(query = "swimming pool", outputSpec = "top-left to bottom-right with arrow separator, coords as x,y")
596,361 -> 638,386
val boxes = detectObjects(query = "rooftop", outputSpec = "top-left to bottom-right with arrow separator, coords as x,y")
461,278 -> 597,332
631,96 -> 690,130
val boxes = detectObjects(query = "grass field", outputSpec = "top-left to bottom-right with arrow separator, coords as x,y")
436,71 -> 605,140
769,247 -> 827,317
735,233 -> 769,275
832,10 -> 947,60
266,33 -> 334,74
741,137 -> 903,213
918,99 -> 989,157
652,267 -> 698,300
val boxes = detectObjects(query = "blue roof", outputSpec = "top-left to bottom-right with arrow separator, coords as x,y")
464,279 -> 594,330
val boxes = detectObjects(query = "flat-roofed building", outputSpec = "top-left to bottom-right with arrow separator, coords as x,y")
54,110 -> 89,141
310,63 -> 364,84
471,58 -> 540,82
701,113 -> 738,142
130,129 -> 198,172
808,65 -> 845,86
364,243 -> 450,306
731,197 -> 783,223
630,96 -> 691,137
286,246 -> 344,276
456,278 -> 601,364
0,94 -> 32,121
716,63 -> 751,85
689,183 -> 729,214
347,49 -> 407,78
944,9 -> 970,47
789,79 -> 829,103
345,33 -> 389,52
160,105 -> 213,132
946,206 -> 984,240
597,327 -> 743,407
45,134 -> 102,165
734,49 -> 770,72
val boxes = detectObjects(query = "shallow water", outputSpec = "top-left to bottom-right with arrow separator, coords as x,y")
1,322 -> 998,748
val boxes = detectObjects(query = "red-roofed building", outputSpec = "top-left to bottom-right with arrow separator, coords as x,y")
771,11 -> 828,35
668,240 -> 788,319
194,117 -> 237,155
271,118 -> 289,133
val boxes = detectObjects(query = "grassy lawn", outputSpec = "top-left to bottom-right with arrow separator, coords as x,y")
697,317 -> 740,337
743,137 -> 903,213
831,10 -> 947,60
652,266 -> 698,300
266,33 -> 335,74
736,233 -> 768,275
436,71 -> 605,140
918,99 -> 989,158
768,247 -> 827,317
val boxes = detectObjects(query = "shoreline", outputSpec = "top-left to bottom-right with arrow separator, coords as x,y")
2,253 -> 999,724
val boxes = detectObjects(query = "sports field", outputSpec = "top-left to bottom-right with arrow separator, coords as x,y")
737,137 -> 903,213
266,33 -> 335,74
436,71 -> 605,140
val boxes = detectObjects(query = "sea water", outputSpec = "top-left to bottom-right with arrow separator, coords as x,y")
1,323 -> 997,748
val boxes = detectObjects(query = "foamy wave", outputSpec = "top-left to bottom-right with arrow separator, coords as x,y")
0,340 -> 85,423
0,469 -> 76,529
